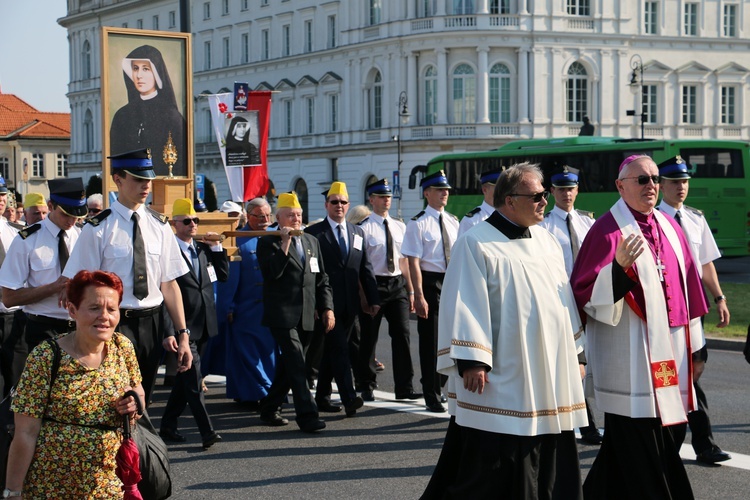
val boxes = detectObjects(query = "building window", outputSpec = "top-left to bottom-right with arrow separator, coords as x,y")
452,0 -> 476,14
452,64 -> 476,124
721,86 -> 736,124
306,97 -> 315,134
294,177 -> 308,223
122,22 -> 128,28
284,100 -> 293,136
304,20 -> 313,53
331,159 -> 340,184
566,0 -> 590,16
643,84 -> 657,123
327,15 -> 337,49
84,110 -> 94,152
723,3 -> 737,37
241,33 -> 249,63
82,40 -> 91,80
424,65 -> 438,126
152,15 -> 159,30
0,157 -> 9,181
490,0 -> 510,14
329,94 -> 338,132
261,0 -> 269,6
684,3 -> 698,35
169,11 -> 176,28
222,0 -> 229,15
369,0 -> 381,25
368,71 -> 383,129
56,154 -> 68,177
644,2 -> 658,34
222,37 -> 230,67
203,109 -> 212,142
241,0 -> 248,11
203,2 -> 211,19
32,154 -> 45,178
204,41 -> 212,70
566,62 -> 588,122
136,19 -> 143,29
282,25 -> 291,57
489,63 -> 511,123
261,30 -> 269,60
682,85 -> 697,124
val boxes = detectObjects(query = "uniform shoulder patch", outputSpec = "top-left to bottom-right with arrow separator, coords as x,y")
411,210 -> 425,221
392,216 -> 404,223
8,221 -> 25,231
684,205 -> 704,217
464,206 -> 482,218
356,217 -> 370,226
86,208 -> 112,227
445,211 -> 459,222
575,209 -> 595,219
146,207 -> 168,224
18,223 -> 42,240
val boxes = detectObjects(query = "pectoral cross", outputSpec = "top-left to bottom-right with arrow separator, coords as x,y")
655,257 -> 665,282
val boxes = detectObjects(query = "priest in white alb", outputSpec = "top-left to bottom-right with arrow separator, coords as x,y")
421,163 -> 588,499
570,155 -> 708,499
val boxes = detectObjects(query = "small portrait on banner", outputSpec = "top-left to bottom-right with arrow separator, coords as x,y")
234,82 -> 249,111
224,112 -> 261,167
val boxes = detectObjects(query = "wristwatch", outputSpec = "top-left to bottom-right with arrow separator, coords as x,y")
3,489 -> 22,498
177,328 -> 190,336
714,295 -> 727,304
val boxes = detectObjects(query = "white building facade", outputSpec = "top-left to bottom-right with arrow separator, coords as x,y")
60,0 -> 750,221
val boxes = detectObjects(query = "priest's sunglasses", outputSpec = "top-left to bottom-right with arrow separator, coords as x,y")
510,191 -> 550,203
180,217 -> 200,225
620,175 -> 660,185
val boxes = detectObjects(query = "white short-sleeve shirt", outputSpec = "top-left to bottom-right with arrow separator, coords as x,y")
401,205 -> 459,273
359,212 -> 406,277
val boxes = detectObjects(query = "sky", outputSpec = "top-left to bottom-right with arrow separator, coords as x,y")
0,0 -> 70,112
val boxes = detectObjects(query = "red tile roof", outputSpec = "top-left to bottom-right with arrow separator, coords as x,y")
0,93 -> 70,139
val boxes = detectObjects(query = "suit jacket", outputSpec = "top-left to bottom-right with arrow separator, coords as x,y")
257,232 -> 333,331
174,240 -> 229,341
305,219 -> 380,322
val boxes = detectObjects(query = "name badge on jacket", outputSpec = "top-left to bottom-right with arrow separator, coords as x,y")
352,234 -> 363,251
309,257 -> 320,273
207,264 -> 218,283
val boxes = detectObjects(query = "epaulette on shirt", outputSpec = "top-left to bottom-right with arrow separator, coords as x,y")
18,223 -> 42,240
392,216 -> 404,223
464,207 -> 482,218
146,207 -> 169,224
446,212 -> 459,222
575,209 -> 595,219
411,210 -> 426,221
684,205 -> 704,217
357,217 -> 370,225
8,221 -> 26,231
86,209 -> 112,227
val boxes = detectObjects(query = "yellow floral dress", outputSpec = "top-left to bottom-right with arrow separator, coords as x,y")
12,332 -> 142,499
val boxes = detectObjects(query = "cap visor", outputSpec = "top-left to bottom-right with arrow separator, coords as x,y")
122,168 -> 157,180
59,205 -> 89,218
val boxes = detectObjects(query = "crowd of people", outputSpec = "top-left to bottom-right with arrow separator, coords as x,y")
0,151 -> 736,498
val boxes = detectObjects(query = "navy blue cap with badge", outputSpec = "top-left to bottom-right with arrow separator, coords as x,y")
0,174 -> 8,194
551,167 -> 579,187
48,177 -> 88,218
108,148 -> 156,180
479,169 -> 502,185
420,170 -> 452,190
366,178 -> 393,197
658,155 -> 691,179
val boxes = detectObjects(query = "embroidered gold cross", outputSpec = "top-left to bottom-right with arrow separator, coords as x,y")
654,362 -> 676,386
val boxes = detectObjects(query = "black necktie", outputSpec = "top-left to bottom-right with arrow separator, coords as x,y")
189,245 -> 200,282
383,219 -> 395,273
439,213 -> 451,266
57,229 -> 69,271
337,224 -> 348,261
566,213 -> 580,261
674,210 -> 683,227
132,212 -> 148,300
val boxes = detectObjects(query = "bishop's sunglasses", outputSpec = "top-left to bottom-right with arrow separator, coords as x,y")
621,175 -> 660,185
510,191 -> 550,203
180,217 -> 200,225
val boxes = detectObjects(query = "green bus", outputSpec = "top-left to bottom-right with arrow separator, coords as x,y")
410,137 -> 749,256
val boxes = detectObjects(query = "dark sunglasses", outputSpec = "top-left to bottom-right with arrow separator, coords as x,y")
510,191 -> 550,203
621,175 -> 660,185
180,217 -> 200,225
329,200 -> 349,206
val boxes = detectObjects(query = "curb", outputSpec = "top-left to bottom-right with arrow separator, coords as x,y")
706,336 -> 745,352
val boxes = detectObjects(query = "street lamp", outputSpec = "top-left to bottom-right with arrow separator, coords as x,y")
627,54 -> 645,140
394,91 -> 410,217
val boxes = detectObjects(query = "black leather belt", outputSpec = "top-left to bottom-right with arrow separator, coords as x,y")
26,313 -> 75,330
120,305 -> 161,318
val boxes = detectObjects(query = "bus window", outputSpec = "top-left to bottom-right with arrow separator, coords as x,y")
680,148 -> 744,178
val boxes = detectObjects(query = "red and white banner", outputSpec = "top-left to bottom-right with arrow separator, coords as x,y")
208,91 -> 271,201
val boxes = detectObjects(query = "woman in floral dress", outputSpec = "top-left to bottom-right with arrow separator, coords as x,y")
5,270 -> 144,498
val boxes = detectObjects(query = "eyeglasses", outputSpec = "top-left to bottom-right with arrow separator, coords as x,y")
180,217 -> 200,225
88,208 -> 102,214
249,212 -> 271,219
510,191 -> 550,203
329,200 -> 349,206
621,175 -> 660,185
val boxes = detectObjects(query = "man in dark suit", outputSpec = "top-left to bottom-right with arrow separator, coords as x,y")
306,182 -> 380,417
160,198 -> 228,449
257,192 -> 335,433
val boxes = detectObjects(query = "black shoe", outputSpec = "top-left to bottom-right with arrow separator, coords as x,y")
696,445 -> 731,464
202,432 -> 222,450
361,389 -> 375,402
316,399 -> 342,413
344,396 -> 364,417
159,428 -> 186,443
426,401 -> 447,413
440,393 -> 447,403
260,412 -> 289,427
580,429 -> 604,445
299,418 -> 326,433
395,391 -> 423,400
